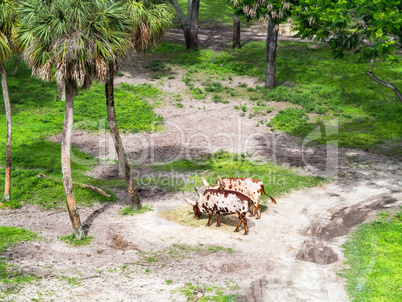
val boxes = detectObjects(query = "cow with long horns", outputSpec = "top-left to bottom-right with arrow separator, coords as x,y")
182,185 -> 251,235
201,170 -> 277,219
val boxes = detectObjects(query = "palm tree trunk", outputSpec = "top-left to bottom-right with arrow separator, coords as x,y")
265,19 -> 279,89
62,78 -> 85,239
105,68 -> 141,210
0,63 -> 11,202
233,15 -> 241,49
11,54 -> 21,76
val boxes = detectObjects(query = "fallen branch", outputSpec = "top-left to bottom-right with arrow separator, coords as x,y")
38,173 -> 111,198
366,59 -> 402,102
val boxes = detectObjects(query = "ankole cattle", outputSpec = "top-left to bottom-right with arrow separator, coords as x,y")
201,170 -> 277,219
182,186 -> 251,235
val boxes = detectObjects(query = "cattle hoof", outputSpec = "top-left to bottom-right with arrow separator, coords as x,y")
215,224 -> 220,227
256,217 -> 260,220
206,223 -> 211,227
243,231 -> 248,235
249,214 -> 255,217
234,228 -> 239,232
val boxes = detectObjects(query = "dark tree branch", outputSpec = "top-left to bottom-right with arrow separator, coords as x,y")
366,59 -> 402,102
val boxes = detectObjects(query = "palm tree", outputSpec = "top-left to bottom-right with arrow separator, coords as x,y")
104,0 -> 175,210
16,0 -> 133,239
0,0 -> 18,203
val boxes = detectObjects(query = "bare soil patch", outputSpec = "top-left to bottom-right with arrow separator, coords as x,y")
2,24 -> 402,301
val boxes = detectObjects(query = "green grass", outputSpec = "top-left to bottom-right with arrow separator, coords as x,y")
153,41 -> 402,154
0,226 -> 39,297
0,58 -> 162,209
174,281 -> 240,302
149,150 -> 324,199
177,0 -> 235,25
341,209 -> 402,301
59,234 -> 93,246
119,205 -> 153,216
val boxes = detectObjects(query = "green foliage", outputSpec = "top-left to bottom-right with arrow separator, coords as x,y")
341,209 -> 402,301
0,227 -> 39,297
119,205 -> 153,216
295,0 -> 402,62
150,151 -> 323,198
59,234 -> 93,246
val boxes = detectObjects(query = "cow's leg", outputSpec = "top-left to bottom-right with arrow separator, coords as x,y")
216,212 -> 221,227
250,201 -> 255,217
234,215 -> 242,232
256,202 -> 261,220
241,212 -> 248,235
206,210 -> 213,227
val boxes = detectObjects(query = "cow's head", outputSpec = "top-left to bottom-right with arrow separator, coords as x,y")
182,187 -> 204,219
201,169 -> 224,189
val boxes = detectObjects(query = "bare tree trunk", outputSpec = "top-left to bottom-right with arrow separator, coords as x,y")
233,15 -> 241,49
186,0 -> 200,50
366,59 -> 402,102
170,0 -> 199,50
265,20 -> 279,89
105,68 -> 141,210
63,78 -> 85,239
11,54 -> 21,76
0,63 -> 11,202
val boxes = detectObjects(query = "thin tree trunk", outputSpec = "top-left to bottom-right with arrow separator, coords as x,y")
265,19 -> 279,89
233,15 -> 241,49
0,63 -> 11,202
366,59 -> 402,102
105,68 -> 141,210
186,0 -> 200,50
11,54 -> 21,76
62,78 -> 85,239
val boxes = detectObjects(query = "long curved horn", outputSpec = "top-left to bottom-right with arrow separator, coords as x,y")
216,172 -> 224,188
201,169 -> 211,188
194,187 -> 202,198
182,193 -> 196,206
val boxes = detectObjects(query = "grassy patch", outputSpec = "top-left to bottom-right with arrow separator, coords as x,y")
174,281 -> 240,302
153,41 -> 402,154
150,151 -> 324,198
59,234 -> 93,246
119,205 -> 153,216
341,209 -> 402,301
177,0 -> 234,25
0,226 -> 39,297
0,169 -> 116,209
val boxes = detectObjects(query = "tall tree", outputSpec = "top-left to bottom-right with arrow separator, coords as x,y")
295,0 -> 402,102
0,0 -> 18,203
104,0 -> 175,210
170,0 -> 200,50
16,0 -> 133,239
231,1 -> 294,89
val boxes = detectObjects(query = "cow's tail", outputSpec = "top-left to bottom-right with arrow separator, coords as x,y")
261,184 -> 277,204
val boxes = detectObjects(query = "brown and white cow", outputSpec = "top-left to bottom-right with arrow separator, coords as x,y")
183,187 -> 250,235
201,170 -> 277,219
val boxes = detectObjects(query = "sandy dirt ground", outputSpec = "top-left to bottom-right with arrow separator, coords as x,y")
1,25 -> 402,302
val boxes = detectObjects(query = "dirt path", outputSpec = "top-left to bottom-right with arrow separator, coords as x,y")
1,25 -> 402,301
